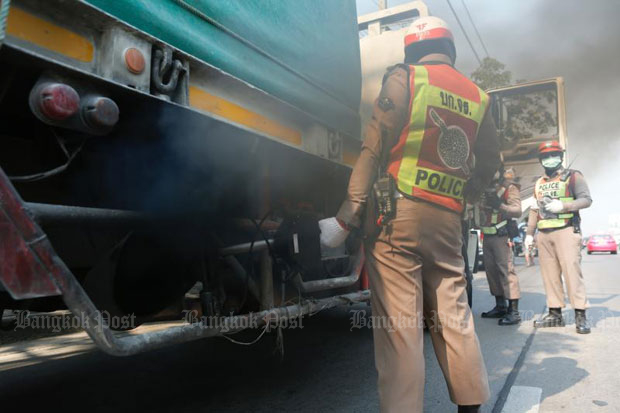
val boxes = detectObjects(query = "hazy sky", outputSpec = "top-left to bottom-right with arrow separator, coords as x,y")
356,0 -> 620,235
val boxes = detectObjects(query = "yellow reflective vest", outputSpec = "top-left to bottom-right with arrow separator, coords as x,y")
534,171 -> 575,229
387,63 -> 489,213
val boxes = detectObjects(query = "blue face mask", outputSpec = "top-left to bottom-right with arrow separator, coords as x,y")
541,156 -> 562,169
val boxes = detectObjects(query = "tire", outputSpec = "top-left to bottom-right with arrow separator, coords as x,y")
587,251 -> 592,255
612,251 -> 617,255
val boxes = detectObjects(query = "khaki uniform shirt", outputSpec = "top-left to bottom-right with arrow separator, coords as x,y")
500,183 -> 522,219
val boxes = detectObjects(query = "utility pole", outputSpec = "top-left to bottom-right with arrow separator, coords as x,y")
378,0 -> 387,10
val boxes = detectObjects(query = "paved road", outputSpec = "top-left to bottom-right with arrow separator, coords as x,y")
1,253 -> 618,412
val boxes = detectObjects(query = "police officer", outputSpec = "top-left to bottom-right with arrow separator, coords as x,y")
319,16 -> 500,413
479,168 -> 522,325
524,141 -> 592,334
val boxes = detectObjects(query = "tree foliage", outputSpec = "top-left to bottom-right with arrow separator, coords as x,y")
471,58 -> 558,152
471,57 -> 512,90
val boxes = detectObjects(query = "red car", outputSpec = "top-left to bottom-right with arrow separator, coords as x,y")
587,235 -> 618,255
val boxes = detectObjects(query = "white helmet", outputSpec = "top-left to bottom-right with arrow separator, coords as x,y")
404,16 -> 456,63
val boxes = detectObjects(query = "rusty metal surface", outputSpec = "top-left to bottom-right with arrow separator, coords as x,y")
0,169 -> 61,299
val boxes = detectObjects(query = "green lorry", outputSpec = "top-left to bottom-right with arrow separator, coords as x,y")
0,0 -> 370,355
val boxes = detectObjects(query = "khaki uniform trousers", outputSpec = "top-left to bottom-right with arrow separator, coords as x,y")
366,197 -> 489,412
482,235 -> 521,299
537,226 -> 587,309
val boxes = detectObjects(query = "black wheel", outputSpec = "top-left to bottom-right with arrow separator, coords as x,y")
612,250 -> 617,255
587,251 -> 592,255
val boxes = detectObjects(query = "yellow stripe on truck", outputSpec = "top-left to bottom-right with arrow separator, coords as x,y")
342,147 -> 360,167
6,7 -> 94,62
189,86 -> 302,146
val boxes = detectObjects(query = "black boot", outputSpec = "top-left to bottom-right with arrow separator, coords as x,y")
534,307 -> 565,328
458,405 -> 480,413
575,309 -> 591,334
481,296 -> 507,318
498,299 -> 521,325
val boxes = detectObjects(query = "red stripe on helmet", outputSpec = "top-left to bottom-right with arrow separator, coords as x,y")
404,28 -> 454,47
538,140 -> 563,154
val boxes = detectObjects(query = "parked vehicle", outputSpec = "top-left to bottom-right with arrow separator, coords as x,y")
587,235 -> 618,255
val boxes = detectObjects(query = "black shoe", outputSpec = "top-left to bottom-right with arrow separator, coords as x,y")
575,309 -> 591,334
499,300 -> 521,325
458,405 -> 480,413
534,307 -> 565,328
482,296 -> 507,318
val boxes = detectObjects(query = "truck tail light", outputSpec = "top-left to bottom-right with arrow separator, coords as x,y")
81,96 -> 120,130
30,82 -> 80,121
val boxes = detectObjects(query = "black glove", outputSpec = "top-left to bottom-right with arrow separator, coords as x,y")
486,194 -> 502,209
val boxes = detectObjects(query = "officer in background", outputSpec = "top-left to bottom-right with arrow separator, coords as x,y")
319,16 -> 500,413
525,141 -> 592,334
479,168 -> 522,325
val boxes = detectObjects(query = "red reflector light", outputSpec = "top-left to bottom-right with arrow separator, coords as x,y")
32,83 -> 80,121
125,47 -> 146,74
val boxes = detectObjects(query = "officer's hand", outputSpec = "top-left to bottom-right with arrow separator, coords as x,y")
319,217 -> 350,248
544,199 -> 565,214
486,194 -> 502,210
524,235 -> 534,249
463,179 -> 484,204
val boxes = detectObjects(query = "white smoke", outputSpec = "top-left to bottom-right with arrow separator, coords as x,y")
357,0 -> 620,234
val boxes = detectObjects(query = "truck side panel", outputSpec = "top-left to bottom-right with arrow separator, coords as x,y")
85,0 -> 362,139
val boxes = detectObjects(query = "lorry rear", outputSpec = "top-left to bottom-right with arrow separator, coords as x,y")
0,0 -> 369,354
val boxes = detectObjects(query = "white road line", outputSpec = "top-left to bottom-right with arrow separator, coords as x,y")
501,386 -> 542,413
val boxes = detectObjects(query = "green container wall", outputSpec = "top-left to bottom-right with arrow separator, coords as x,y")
85,0 -> 362,138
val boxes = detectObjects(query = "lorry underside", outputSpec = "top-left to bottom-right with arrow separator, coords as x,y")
0,0 -> 369,355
